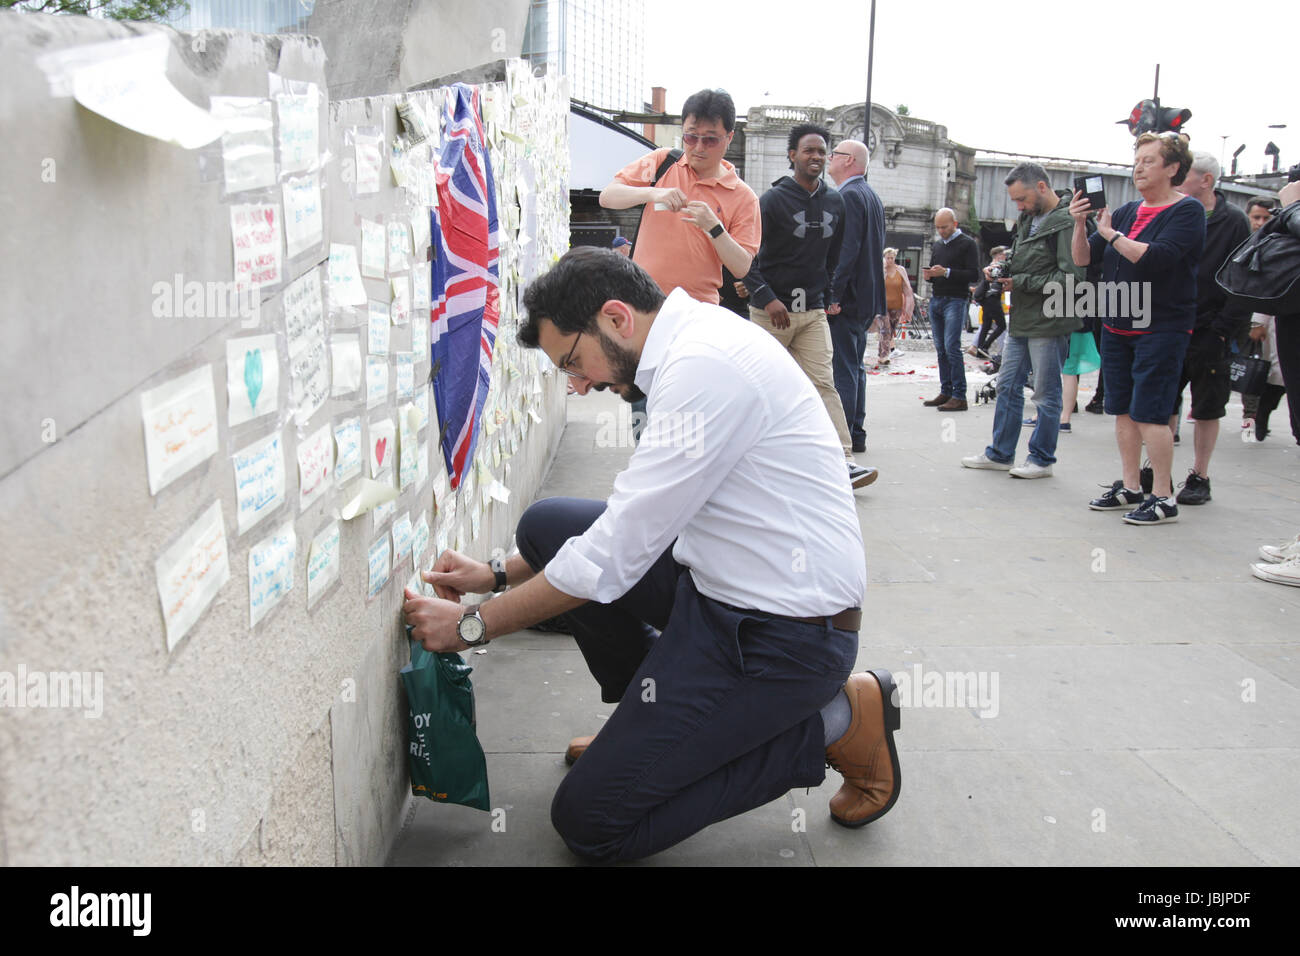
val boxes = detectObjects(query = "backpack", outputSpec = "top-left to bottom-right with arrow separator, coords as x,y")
630,148 -> 683,258
1215,205 -> 1300,315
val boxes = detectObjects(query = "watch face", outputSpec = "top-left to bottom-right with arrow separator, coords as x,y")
459,612 -> 486,644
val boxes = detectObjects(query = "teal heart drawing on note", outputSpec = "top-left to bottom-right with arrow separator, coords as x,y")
244,349 -> 264,410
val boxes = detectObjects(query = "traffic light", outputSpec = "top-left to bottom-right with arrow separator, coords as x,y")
1119,99 -> 1192,136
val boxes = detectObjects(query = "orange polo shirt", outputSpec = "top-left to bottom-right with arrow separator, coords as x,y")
615,148 -> 761,305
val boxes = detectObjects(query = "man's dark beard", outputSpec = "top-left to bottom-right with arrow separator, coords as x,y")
597,329 -> 646,403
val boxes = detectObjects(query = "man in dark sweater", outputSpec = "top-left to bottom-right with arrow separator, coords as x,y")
921,209 -> 982,410
745,123 -> 877,489
1170,153 -> 1252,505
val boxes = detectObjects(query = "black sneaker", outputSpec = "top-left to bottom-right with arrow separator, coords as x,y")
1175,470 -> 1211,505
1123,495 -> 1179,525
1140,461 -> 1153,495
1089,480 -> 1145,511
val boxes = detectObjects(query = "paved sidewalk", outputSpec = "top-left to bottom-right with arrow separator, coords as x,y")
391,343 -> 1300,867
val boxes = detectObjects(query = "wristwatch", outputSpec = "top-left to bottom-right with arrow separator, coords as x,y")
489,555 -> 508,592
708,222 -> 724,238
1108,231 -> 1125,246
457,606 -> 487,647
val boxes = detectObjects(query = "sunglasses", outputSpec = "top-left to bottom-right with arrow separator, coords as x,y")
682,132 -> 726,149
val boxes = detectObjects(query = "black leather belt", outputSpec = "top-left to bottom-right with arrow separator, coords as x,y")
719,602 -> 862,632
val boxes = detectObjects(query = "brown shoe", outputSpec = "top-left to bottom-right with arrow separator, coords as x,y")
937,398 -> 968,411
564,734 -> 595,766
922,393 -> 951,407
826,669 -> 901,828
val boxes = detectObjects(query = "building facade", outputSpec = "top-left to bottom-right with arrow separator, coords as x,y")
522,0 -> 646,112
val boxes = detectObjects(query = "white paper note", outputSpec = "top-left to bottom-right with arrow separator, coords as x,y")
306,521 -> 341,607
367,534 -> 390,599
232,430 -> 286,536
366,355 -> 388,409
155,501 -> 230,651
283,268 -> 330,427
274,84 -> 319,175
282,172 -> 323,259
297,423 -> 334,512
390,274 -> 410,326
369,417 -> 396,477
226,334 -> 279,427
355,127 -> 382,195
329,333 -> 361,397
249,522 -> 295,627
140,365 -> 219,496
392,511 -> 413,570
231,203 -> 282,292
368,301 -> 390,356
340,476 -> 399,520
360,219 -> 385,279
387,220 -> 410,273
395,352 -> 415,402
327,243 -> 367,307
411,512 -> 430,567
333,417 -> 363,484
211,96 -> 275,193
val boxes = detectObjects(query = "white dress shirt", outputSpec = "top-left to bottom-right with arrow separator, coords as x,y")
544,288 -> 867,616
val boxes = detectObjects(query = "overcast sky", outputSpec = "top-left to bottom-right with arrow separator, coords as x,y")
645,0 -> 1294,173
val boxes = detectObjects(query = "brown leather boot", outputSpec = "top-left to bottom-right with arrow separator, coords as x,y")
565,734 -> 596,766
937,398 -> 968,411
825,669 -> 902,828
922,393 -> 951,407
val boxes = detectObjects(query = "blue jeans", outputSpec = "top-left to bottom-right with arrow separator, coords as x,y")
985,334 -> 1069,467
829,315 -> 868,444
515,497 -> 857,863
929,296 -> 968,400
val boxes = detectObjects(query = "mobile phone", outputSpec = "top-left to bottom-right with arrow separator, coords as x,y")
1074,175 -> 1106,211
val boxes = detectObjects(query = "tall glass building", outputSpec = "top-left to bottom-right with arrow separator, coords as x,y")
166,0 -> 315,34
522,0 -> 646,112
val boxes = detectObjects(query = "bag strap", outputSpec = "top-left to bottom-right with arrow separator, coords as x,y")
630,148 -> 684,258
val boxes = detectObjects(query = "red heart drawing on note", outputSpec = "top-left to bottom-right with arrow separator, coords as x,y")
263,208 -> 274,226
375,437 -> 387,467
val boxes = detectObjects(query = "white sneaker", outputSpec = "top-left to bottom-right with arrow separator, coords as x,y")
1251,555 -> 1300,587
962,453 -> 1012,470
1259,533 -> 1300,564
1009,461 -> 1053,479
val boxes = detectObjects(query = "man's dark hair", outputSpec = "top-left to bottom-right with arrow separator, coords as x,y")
1247,196 -> 1277,215
519,247 -> 666,347
787,123 -> 831,154
681,88 -> 736,133
1003,162 -> 1052,190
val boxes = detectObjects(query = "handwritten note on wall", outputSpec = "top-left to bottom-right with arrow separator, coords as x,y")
249,522 -> 296,627
231,203 -> 283,291
297,424 -> 334,512
226,334 -> 279,427
366,355 -> 388,410
283,268 -> 330,428
367,535 -> 390,599
155,501 -> 230,651
334,417 -> 362,484
232,430 -> 286,536
283,173 -> 323,259
368,301 -> 390,356
210,96 -> 276,193
360,219 -> 385,279
327,243 -> 367,307
140,365 -> 219,496
355,128 -> 382,195
274,83 -> 319,175
307,521 -> 340,607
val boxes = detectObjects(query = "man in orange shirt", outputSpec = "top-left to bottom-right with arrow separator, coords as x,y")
599,89 -> 760,305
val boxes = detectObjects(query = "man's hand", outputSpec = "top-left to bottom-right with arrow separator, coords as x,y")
1280,180 -> 1300,207
999,278 -> 1013,292
765,299 -> 791,329
922,265 -> 946,279
982,264 -> 996,280
422,548 -> 493,601
402,589 -> 470,653
825,302 -> 841,315
654,187 -> 689,211
1249,324 -> 1268,342
733,281 -> 749,299
679,200 -> 721,233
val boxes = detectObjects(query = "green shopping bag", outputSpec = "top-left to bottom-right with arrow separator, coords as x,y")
400,641 -> 490,811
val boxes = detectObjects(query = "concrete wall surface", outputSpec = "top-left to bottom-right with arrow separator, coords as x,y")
0,12 -> 570,866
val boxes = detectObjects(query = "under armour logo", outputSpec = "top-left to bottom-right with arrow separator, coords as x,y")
792,210 -> 836,238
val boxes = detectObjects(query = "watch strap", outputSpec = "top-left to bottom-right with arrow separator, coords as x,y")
458,607 -> 487,646
708,222 -> 724,238
490,556 -> 507,592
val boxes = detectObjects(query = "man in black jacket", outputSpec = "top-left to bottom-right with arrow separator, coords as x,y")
746,123 -> 877,489
921,209 -> 982,411
1171,153 -> 1252,505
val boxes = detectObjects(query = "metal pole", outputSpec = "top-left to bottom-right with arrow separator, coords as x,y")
864,0 -> 876,182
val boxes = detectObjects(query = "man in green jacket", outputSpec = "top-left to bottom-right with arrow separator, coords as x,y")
962,163 -> 1084,478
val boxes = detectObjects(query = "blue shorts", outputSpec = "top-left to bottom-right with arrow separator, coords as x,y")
1101,328 -> 1191,424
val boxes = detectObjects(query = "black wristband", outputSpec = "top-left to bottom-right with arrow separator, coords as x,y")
708,222 -> 724,238
490,556 -> 507,592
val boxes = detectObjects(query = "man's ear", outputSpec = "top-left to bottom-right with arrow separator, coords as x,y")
601,299 -> 638,340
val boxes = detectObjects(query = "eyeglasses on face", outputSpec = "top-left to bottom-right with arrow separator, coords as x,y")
830,151 -> 852,159
682,132 -> 725,149
557,330 -> 585,378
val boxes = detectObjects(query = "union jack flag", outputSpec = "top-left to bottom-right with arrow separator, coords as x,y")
430,83 -> 499,490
